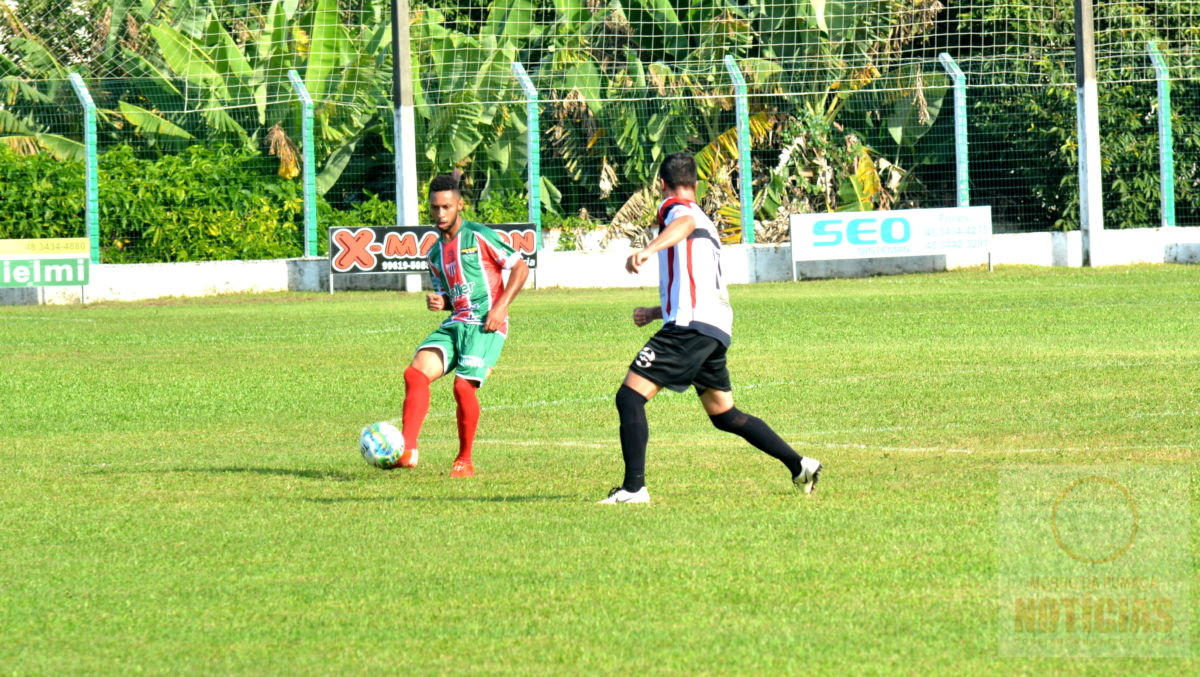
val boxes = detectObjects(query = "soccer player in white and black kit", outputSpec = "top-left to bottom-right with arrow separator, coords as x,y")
598,152 -> 822,504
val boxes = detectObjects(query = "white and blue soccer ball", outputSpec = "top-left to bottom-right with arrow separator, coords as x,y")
359,421 -> 415,469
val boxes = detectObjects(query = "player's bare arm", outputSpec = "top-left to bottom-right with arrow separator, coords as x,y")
625,214 -> 697,273
426,293 -> 450,311
632,306 -> 662,327
483,259 -> 530,332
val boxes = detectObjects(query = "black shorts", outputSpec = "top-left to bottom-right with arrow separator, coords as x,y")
629,325 -> 732,394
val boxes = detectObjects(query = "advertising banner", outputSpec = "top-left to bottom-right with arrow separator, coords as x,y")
328,224 -> 538,275
790,207 -> 992,265
0,238 -> 90,288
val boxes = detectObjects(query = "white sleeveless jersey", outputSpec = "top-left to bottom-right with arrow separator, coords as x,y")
655,197 -> 734,346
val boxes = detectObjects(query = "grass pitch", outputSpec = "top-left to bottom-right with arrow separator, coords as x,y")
1,265 -> 1197,674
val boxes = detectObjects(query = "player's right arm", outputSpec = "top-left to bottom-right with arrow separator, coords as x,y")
632,306 -> 662,327
426,260 -> 451,311
626,213 -> 696,273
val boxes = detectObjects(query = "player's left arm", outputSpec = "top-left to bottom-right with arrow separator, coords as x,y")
633,306 -> 663,327
626,214 -> 696,273
483,259 -> 529,332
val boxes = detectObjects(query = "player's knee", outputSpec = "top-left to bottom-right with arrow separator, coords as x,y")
709,407 -> 749,433
405,365 -> 431,388
615,384 -> 647,413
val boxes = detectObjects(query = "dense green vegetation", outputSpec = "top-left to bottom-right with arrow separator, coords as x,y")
3,1 -> 1199,258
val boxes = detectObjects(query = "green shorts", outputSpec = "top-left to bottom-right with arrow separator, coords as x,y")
417,322 -> 507,385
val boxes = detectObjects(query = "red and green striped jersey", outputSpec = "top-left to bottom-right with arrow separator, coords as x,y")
427,220 -> 523,333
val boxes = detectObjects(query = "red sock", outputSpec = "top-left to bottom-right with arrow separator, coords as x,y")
453,377 -> 480,463
402,366 -> 431,451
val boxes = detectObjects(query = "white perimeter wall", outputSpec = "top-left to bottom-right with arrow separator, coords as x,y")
5,226 -> 1200,305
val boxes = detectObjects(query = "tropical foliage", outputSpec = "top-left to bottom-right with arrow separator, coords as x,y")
0,142 -> 447,261
2,0 -> 391,195
961,0 -> 1200,230
3,0 -> 1198,262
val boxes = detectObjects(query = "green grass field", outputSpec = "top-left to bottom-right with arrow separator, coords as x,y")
1,265 -> 1197,674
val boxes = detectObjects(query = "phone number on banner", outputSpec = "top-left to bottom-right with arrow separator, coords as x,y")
381,260 -> 430,272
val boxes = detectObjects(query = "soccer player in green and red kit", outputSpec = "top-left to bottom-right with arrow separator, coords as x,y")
397,173 -> 529,478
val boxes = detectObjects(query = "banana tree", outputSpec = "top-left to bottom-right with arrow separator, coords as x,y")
740,0 -> 946,226
409,0 -> 539,202
2,0 -> 391,194
529,1 -> 759,221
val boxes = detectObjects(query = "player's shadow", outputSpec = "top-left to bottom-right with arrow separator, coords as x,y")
81,465 -> 355,482
193,466 -> 357,482
300,496 -> 399,504
402,494 -> 575,503
298,494 -> 574,504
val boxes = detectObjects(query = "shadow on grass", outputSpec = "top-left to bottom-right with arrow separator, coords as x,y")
84,465 -> 357,481
300,496 -> 398,504
195,466 -> 358,482
86,466 -> 362,482
298,494 -> 575,504
406,494 -> 576,503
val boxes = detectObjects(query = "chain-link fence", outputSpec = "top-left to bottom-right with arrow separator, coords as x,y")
3,0 -> 1199,261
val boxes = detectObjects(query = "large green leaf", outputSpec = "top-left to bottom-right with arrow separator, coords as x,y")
317,137 -> 360,196
102,0 -> 134,58
117,101 -> 195,140
206,18 -> 255,87
202,107 -> 251,143
7,38 -> 66,78
147,24 -> 228,99
552,0 -> 589,26
257,0 -> 299,105
119,48 -> 185,100
485,0 -> 538,42
0,128 -> 85,161
316,108 -> 381,195
539,176 -> 562,214
31,134 -> 86,162
425,95 -> 485,165
886,80 -> 949,148
810,0 -> 829,32
0,110 -> 34,134
305,0 -> 346,103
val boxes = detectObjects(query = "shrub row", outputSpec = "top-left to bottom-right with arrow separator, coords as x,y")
0,145 -> 531,263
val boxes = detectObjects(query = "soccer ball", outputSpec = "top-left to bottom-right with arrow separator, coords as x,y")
359,421 -> 416,469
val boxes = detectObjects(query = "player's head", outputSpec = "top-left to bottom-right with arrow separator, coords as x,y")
658,152 -> 698,191
429,173 -> 464,233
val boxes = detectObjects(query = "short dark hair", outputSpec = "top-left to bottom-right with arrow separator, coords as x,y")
429,173 -> 461,195
659,152 -> 698,188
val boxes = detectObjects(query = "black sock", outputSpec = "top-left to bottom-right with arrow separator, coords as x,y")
709,407 -> 805,477
615,385 -> 649,491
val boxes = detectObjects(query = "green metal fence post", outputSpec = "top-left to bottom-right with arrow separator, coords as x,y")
1147,42 -> 1176,228
68,73 -> 100,264
287,70 -> 319,257
511,62 -> 542,249
723,55 -> 754,244
937,54 -> 970,207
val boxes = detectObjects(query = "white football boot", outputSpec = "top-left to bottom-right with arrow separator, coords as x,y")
597,486 -> 651,504
793,457 -> 822,494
